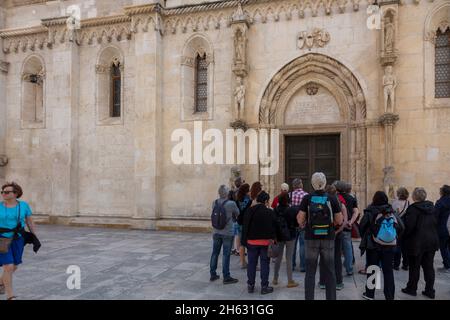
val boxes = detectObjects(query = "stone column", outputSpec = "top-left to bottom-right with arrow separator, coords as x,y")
230,3 -> 250,129
128,3 -> 163,229
43,18 -> 80,219
0,6 -> 8,182
379,113 -> 399,199
379,0 -> 400,199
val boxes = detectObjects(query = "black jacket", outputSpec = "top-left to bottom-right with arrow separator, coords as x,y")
435,195 -> 450,238
359,204 -> 404,254
403,201 -> 439,256
274,205 -> 299,241
0,226 -> 41,253
242,203 -> 276,246
23,231 -> 41,253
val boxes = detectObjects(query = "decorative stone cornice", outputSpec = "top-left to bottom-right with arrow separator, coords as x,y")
1,27 -> 49,54
378,112 -> 399,125
6,0 -> 48,8
0,0 -> 434,53
0,26 -> 47,39
41,16 -> 71,28
0,60 -> 10,74
124,4 -> 159,16
81,15 -> 132,28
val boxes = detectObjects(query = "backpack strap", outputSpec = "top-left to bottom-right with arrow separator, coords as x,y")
326,199 -> 333,224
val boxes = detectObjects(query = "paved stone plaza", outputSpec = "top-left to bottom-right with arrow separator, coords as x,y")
8,225 -> 450,300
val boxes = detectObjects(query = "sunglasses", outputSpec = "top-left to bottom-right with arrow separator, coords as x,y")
1,191 -> 15,195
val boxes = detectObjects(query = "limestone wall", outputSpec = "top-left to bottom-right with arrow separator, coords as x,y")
0,0 -> 448,230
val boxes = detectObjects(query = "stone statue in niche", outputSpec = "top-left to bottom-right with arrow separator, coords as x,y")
229,166 -> 242,190
384,15 -> 395,53
383,166 -> 396,200
383,65 -> 397,113
234,77 -> 246,120
234,29 -> 245,64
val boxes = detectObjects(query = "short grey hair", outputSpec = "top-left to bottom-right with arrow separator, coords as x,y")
292,178 -> 303,189
218,185 -> 230,198
334,180 -> 347,193
412,187 -> 427,202
345,182 -> 352,193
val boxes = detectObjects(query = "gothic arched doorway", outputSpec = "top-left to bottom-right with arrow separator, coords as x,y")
258,53 -> 368,207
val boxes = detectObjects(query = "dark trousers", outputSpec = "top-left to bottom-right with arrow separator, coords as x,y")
393,238 -> 409,268
305,239 -> 336,300
365,247 -> 395,300
320,232 -> 343,285
439,235 -> 450,269
406,251 -> 436,294
292,229 -> 306,270
247,244 -> 270,288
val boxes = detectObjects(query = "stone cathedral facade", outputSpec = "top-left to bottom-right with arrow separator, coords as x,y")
0,0 -> 449,231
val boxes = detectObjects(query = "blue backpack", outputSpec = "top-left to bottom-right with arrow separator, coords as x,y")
372,210 -> 398,246
211,200 -> 229,230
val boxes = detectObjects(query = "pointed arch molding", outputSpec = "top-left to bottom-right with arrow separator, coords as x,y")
259,53 -> 366,125
258,53 -> 368,208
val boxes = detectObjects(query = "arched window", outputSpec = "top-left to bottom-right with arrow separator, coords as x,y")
21,55 -> 45,128
435,27 -> 450,98
195,53 -> 208,113
180,35 -> 214,121
111,61 -> 121,117
96,47 -> 124,125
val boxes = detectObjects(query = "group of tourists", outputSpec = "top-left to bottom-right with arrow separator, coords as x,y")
209,172 -> 450,300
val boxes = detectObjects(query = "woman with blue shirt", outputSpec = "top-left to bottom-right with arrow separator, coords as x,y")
0,182 -> 36,300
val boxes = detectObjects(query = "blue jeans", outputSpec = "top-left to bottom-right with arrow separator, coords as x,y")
210,233 -> 234,279
342,231 -> 354,274
247,244 -> 270,288
292,229 -> 306,271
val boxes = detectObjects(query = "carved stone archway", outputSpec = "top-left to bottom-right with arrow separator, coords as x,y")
258,53 -> 368,207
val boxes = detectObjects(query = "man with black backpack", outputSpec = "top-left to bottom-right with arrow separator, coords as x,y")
209,185 -> 240,285
297,172 -> 343,300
